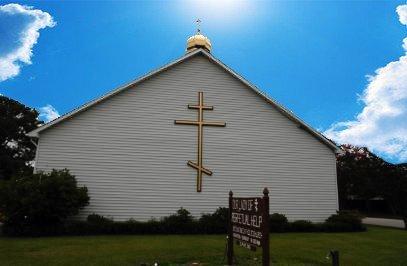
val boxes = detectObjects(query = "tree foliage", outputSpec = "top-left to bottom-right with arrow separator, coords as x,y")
0,169 -> 89,235
378,164 -> 407,228
337,144 -> 407,229
336,145 -> 389,204
0,96 -> 42,180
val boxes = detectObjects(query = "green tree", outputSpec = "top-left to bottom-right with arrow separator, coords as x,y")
0,169 -> 89,235
337,145 -> 407,229
378,164 -> 407,229
0,96 -> 42,179
336,144 -> 387,210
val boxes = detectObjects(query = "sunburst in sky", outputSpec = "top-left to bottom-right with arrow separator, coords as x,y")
179,0 -> 256,29
0,1 -> 406,163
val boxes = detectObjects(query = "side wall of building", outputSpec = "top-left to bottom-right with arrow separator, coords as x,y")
35,55 -> 338,222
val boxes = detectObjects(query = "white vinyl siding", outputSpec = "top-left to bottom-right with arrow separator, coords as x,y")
35,54 -> 338,222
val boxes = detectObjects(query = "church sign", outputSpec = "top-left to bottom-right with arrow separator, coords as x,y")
227,188 -> 270,266
175,92 -> 226,192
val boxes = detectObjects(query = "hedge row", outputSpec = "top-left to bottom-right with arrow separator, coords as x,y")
2,208 -> 228,236
2,208 -> 365,237
269,211 -> 366,233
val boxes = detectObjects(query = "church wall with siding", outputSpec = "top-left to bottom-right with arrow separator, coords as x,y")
35,54 -> 338,222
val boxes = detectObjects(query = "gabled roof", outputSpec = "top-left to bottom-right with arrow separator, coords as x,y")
27,49 -> 340,153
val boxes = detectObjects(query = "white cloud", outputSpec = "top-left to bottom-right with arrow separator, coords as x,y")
324,4 -> 407,162
397,4 -> 407,25
39,104 -> 60,122
0,3 -> 55,81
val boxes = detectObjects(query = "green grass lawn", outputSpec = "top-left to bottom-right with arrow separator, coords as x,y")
0,226 -> 406,266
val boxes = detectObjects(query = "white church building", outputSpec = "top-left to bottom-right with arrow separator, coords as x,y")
28,32 -> 340,222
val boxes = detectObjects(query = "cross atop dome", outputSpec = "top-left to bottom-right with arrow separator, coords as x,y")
186,19 -> 212,53
196,18 -> 201,34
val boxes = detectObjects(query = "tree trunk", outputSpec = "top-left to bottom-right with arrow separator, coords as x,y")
365,199 -> 370,215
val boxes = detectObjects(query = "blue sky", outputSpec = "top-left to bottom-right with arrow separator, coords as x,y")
0,1 -> 406,163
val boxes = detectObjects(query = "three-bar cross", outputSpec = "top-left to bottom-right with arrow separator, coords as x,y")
175,92 -> 226,192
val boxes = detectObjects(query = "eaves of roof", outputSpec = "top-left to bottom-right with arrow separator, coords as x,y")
27,49 -> 340,153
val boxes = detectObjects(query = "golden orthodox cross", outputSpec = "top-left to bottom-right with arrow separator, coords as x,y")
175,92 -> 226,192
196,18 -> 201,33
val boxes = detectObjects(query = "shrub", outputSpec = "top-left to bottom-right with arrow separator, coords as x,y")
322,221 -> 352,232
269,213 -> 289,232
86,214 -> 114,234
87,213 -> 112,224
64,221 -> 93,235
268,211 -> 366,233
1,201 -> 367,236
0,169 -> 89,236
161,208 -> 197,234
133,219 -> 162,234
289,220 -> 316,232
199,207 -> 228,234
326,210 -> 363,224
324,210 -> 366,232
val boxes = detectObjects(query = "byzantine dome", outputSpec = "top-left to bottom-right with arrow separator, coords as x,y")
186,33 -> 212,53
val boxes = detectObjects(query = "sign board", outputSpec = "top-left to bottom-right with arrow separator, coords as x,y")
227,188 -> 270,266
231,197 -> 264,250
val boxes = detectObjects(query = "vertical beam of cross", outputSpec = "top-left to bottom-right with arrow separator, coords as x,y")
175,92 -> 226,192
196,18 -> 201,34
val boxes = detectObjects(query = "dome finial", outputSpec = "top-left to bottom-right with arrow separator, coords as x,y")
186,19 -> 212,53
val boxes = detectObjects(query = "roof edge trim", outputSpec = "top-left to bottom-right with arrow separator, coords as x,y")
27,49 -> 339,153
198,50 -> 339,153
27,49 -> 203,137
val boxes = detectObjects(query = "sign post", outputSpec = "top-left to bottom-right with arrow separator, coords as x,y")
262,188 -> 270,266
227,190 -> 234,265
227,188 -> 270,266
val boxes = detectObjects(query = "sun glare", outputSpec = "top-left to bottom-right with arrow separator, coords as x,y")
179,0 -> 255,29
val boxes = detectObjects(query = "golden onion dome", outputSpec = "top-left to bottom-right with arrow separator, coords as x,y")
186,32 -> 212,53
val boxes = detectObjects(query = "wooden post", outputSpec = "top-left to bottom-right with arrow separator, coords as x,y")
227,190 -> 234,265
262,187 -> 270,266
330,250 -> 339,266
